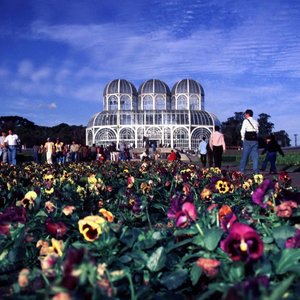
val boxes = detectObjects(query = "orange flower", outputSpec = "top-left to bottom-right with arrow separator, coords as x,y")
219,205 -> 237,231
140,182 -> 151,194
197,258 -> 220,277
200,187 -> 212,201
18,268 -> 30,288
52,292 -> 72,300
45,201 -> 56,213
182,183 -> 191,196
62,205 -> 76,216
276,201 -> 298,218
99,208 -> 114,222
219,205 -> 232,219
36,238 -> 64,257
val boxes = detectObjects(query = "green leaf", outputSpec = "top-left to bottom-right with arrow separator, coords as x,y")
267,275 -> 295,300
275,249 -> 300,275
119,255 -> 132,264
152,231 -> 164,241
35,210 -> 48,217
204,228 -> 223,251
160,269 -> 188,290
190,262 -> 202,286
192,235 -> 205,247
146,246 -> 166,272
272,225 -> 295,249
120,228 -> 142,248
0,249 -> 8,261
228,263 -> 245,282
166,237 -> 195,252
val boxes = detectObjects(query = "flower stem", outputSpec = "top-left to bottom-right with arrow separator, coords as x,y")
145,204 -> 153,230
195,222 -> 204,236
126,272 -> 136,300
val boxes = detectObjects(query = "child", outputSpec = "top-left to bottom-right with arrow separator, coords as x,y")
261,134 -> 284,174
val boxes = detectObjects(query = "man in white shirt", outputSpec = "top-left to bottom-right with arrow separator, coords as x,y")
240,109 -> 259,174
198,137 -> 208,168
4,129 -> 19,165
44,138 -> 55,164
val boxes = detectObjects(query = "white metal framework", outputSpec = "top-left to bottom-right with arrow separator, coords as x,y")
86,79 -> 220,151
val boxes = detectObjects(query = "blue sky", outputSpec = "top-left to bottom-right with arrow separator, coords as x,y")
1,0 -> 299,142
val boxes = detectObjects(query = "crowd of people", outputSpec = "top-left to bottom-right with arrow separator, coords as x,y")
0,109 -> 285,174
30,140 -> 137,165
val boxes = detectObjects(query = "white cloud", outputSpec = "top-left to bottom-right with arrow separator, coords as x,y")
47,102 -> 57,109
18,60 -> 34,77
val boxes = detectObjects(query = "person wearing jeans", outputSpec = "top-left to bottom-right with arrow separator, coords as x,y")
198,136 -> 208,168
240,109 -> 259,174
261,134 -> 284,174
0,130 -> 8,163
4,129 -> 19,165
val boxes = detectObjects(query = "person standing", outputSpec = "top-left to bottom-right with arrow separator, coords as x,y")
32,144 -> 40,163
4,129 -> 19,165
209,125 -> 226,169
44,138 -> 55,164
39,144 -> 46,163
240,109 -> 259,174
70,141 -> 80,162
0,130 -> 8,163
198,136 -> 208,168
55,138 -> 64,164
206,142 -> 213,167
261,134 -> 284,174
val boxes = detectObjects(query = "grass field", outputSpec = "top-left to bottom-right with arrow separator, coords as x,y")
222,147 -> 300,166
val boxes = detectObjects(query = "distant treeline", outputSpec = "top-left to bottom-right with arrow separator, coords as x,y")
0,116 -> 86,147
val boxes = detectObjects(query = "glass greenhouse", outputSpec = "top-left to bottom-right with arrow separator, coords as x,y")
86,79 -> 220,151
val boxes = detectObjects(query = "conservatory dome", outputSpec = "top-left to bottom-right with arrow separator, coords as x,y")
171,79 -> 205,111
103,79 -> 138,97
103,79 -> 138,111
138,79 -> 171,95
171,79 -> 204,95
138,79 -> 171,110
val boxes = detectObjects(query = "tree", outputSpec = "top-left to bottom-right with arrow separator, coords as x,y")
0,116 -> 86,147
273,130 -> 290,147
221,112 -> 244,147
257,113 -> 274,138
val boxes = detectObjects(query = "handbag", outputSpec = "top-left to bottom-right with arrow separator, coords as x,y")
245,119 -> 258,141
245,131 -> 257,140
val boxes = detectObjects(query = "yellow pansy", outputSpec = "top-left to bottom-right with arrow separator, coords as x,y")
24,191 -> 38,201
88,174 -> 97,185
78,215 -> 106,242
215,180 -> 230,194
254,174 -> 264,184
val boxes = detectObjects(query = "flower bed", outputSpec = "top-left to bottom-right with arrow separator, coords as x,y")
1,161 -> 300,299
